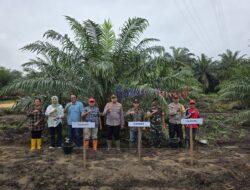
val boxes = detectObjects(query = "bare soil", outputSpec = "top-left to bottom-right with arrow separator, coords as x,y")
0,114 -> 249,190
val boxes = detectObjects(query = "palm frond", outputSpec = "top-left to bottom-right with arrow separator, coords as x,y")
115,17 -> 149,53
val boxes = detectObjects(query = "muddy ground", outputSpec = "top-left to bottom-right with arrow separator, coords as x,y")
0,114 -> 250,190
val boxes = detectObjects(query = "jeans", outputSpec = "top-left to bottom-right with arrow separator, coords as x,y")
68,125 -> 83,147
130,129 -> 138,144
185,127 -> 197,141
49,123 -> 62,147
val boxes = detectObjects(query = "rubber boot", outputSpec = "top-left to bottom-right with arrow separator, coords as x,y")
93,139 -> 98,151
84,140 -> 89,149
31,139 -> 36,150
107,140 -> 112,151
37,138 -> 42,150
115,140 -> 120,151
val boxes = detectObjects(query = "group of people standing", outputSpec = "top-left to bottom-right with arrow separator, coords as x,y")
27,93 -> 200,151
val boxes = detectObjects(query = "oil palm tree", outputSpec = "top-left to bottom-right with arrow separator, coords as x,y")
193,54 -> 219,93
165,46 -> 195,70
1,16 -> 163,110
218,49 -> 246,80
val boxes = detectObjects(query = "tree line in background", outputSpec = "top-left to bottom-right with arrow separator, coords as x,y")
0,16 -> 249,122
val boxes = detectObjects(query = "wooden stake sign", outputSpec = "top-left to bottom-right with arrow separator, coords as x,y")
128,122 -> 150,161
181,118 -> 203,165
72,122 -> 95,168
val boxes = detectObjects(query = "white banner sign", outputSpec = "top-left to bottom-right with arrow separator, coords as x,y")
72,122 -> 95,128
128,122 -> 151,127
181,118 -> 203,125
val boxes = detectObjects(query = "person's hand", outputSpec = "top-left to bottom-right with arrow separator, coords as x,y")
34,121 -> 39,126
152,110 -> 158,115
130,111 -> 135,115
33,110 -> 39,113
162,123 -> 166,129
51,109 -> 57,113
146,111 -> 152,118
85,111 -> 91,115
121,125 -> 124,129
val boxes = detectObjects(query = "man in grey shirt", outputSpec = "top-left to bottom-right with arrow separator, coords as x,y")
103,94 -> 124,150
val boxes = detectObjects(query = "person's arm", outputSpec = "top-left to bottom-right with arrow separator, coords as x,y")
125,109 -> 131,117
34,109 -> 45,126
64,103 -> 71,113
161,109 -> 166,129
180,105 -> 185,117
58,105 -> 64,119
81,107 -> 89,117
45,105 -> 51,117
97,108 -> 102,130
99,117 -> 102,130
79,102 -> 84,114
197,110 -> 200,118
45,105 -> 53,117
146,110 -> 152,118
120,105 -> 125,128
102,103 -> 109,115
27,107 -> 33,117
125,108 -> 134,120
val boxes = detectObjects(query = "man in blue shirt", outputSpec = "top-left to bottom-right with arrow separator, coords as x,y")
65,94 -> 84,147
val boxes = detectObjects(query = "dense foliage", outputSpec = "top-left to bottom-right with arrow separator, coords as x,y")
0,16 -> 249,123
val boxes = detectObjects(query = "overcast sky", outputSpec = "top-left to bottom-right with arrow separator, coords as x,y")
0,0 -> 249,70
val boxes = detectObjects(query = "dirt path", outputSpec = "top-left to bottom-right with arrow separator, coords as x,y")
0,144 -> 249,190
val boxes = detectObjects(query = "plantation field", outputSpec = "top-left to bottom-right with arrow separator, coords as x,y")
0,109 -> 249,190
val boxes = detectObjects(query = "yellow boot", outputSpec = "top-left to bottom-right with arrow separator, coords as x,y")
37,138 -> 42,150
93,139 -> 98,151
84,140 -> 89,149
31,139 -> 36,150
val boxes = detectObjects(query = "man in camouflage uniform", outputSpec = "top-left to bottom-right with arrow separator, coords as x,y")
126,99 -> 144,148
147,98 -> 166,147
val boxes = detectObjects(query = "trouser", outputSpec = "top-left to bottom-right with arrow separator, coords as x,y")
149,124 -> 163,147
67,125 -> 82,147
107,125 -> 120,140
84,128 -> 98,140
49,123 -> 62,147
185,127 -> 197,143
129,129 -> 138,144
31,130 -> 42,139
169,123 -> 183,145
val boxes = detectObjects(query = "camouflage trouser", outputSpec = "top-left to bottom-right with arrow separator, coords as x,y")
149,124 -> 163,147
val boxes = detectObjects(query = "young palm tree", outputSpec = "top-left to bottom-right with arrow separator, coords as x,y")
220,60 -> 250,123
